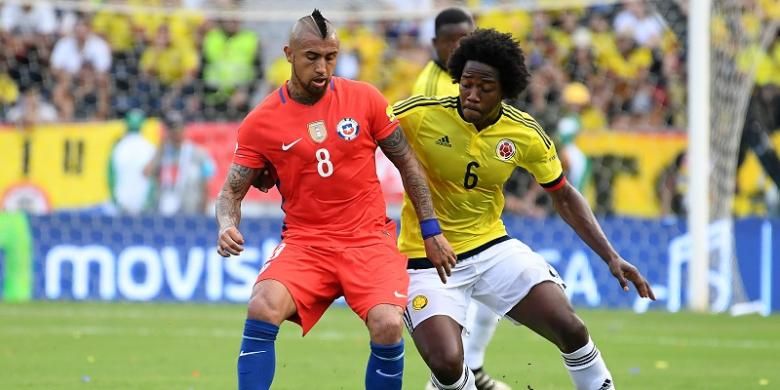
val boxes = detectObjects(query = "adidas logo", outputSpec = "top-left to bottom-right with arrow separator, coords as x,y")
436,135 -> 452,147
598,379 -> 613,390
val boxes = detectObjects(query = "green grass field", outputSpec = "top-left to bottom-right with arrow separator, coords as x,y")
1,302 -> 778,389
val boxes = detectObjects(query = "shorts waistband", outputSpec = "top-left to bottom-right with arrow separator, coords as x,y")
406,235 -> 511,270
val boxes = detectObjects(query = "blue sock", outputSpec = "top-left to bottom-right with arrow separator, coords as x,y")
237,319 -> 278,390
365,340 -> 404,390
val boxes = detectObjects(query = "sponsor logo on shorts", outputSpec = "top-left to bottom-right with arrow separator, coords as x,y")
411,295 -> 428,310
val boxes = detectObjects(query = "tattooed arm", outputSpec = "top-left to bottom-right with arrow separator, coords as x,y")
378,127 -> 457,283
215,163 -> 261,257
378,127 -> 436,221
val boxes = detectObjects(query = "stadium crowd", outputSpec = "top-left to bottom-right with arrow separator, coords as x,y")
1,0 -> 778,217
3,0 -> 776,128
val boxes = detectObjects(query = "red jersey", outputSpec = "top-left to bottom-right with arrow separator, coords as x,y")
233,77 -> 399,247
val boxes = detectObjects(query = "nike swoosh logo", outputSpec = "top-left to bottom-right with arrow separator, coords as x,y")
239,350 -> 267,357
393,291 -> 407,298
375,369 -> 402,378
282,138 -> 303,151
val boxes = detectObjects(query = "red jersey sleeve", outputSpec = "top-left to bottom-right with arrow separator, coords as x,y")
232,111 -> 267,169
361,82 -> 400,141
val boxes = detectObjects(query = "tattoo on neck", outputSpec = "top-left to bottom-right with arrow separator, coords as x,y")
288,85 -> 321,105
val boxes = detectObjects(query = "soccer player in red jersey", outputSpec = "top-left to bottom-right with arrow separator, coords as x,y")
215,10 -> 457,390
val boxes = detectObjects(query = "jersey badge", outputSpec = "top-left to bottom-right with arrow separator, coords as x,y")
308,120 -> 328,143
496,139 -> 516,161
411,295 -> 428,310
336,118 -> 360,141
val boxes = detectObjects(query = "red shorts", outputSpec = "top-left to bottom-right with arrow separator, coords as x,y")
256,234 -> 409,335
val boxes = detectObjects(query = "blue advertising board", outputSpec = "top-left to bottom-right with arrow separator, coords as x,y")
23,213 -> 779,313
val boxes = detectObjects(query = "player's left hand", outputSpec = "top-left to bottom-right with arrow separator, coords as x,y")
607,257 -> 656,300
251,167 -> 275,193
423,234 -> 457,284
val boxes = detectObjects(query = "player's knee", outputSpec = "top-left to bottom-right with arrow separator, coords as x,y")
246,290 -> 292,325
558,315 -> 589,353
366,306 -> 404,344
427,352 -> 464,384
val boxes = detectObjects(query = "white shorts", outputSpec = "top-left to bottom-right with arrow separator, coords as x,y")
403,238 -> 565,332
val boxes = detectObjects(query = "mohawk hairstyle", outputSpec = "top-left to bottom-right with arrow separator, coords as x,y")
311,9 -> 328,38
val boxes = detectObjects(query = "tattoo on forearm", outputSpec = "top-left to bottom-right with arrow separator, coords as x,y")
379,128 -> 436,220
378,127 -> 410,156
403,169 -> 436,220
215,164 -> 259,230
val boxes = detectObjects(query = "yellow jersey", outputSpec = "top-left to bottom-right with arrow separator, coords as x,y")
411,61 -> 459,97
393,96 -> 563,259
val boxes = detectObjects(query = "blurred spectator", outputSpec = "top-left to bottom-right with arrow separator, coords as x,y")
140,25 -> 199,115
50,15 -> 112,120
109,109 -> 156,215
660,48 -> 685,128
145,112 -> 215,215
0,60 -> 19,118
201,18 -> 261,119
1,1 -> 58,41
656,151 -> 687,218
520,12 -> 568,129
602,33 -> 652,81
92,1 -> 135,53
565,28 -> 597,83
587,10 -> 615,57
129,0 -> 204,49
557,82 -> 592,191
73,64 -> 105,121
0,2 -> 56,94
548,9 -> 583,64
601,33 -> 653,127
613,1 -> 664,48
476,1 -> 532,40
334,20 -> 362,80
338,20 -> 386,84
6,87 -> 58,128
381,27 -> 428,103
254,55 -> 289,101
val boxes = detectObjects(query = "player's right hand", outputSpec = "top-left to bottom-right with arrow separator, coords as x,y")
217,226 -> 245,257
423,234 -> 457,284
607,256 -> 656,300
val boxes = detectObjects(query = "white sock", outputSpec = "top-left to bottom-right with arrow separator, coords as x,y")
463,301 -> 501,369
561,338 -> 614,390
431,363 -> 477,390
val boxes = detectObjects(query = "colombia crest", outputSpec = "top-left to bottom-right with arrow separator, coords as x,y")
496,138 -> 516,161
308,120 -> 328,143
336,118 -> 360,141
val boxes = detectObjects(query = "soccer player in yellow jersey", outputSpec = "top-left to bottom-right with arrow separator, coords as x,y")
394,29 -> 655,390
413,9 -> 472,98
413,9 -> 509,390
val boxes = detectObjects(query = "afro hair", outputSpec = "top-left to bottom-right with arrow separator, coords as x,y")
447,28 -> 530,98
